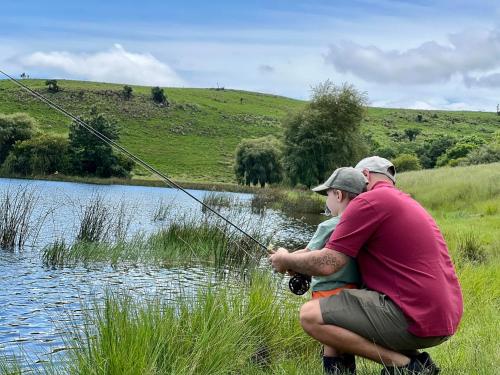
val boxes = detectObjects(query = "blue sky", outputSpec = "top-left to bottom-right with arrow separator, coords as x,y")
2,0 -> 500,110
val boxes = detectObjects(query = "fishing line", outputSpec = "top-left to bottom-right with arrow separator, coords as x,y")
0,70 -> 269,254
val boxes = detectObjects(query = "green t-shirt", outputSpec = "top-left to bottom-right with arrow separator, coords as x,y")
307,216 -> 360,292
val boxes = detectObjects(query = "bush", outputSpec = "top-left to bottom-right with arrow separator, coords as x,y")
462,142 -> 500,166
122,85 -> 133,100
2,134 -> 69,176
45,79 -> 60,93
151,86 -> 168,105
393,153 -> 422,172
0,112 -> 36,164
373,146 -> 397,160
416,135 -> 455,169
404,128 -> 421,142
436,142 -> 479,167
234,136 -> 283,187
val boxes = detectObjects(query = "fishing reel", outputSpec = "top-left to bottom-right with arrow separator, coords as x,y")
289,273 -> 312,295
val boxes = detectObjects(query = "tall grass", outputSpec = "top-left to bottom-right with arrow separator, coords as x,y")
0,186 -> 42,250
65,271 -> 320,375
251,188 -> 324,215
202,191 -> 241,210
43,213 -> 269,270
397,162 -> 500,214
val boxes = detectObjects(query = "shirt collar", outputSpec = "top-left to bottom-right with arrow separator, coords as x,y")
371,180 -> 394,190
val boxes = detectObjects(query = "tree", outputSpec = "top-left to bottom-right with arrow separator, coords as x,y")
282,81 -> 367,187
45,79 -> 60,93
122,85 -> 133,100
68,109 -> 133,178
0,113 -> 36,164
393,154 -> 422,172
404,128 -> 421,142
2,135 -> 69,176
234,136 -> 283,187
151,86 -> 168,105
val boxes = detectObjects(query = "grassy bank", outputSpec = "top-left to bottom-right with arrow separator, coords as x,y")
3,261 -> 498,374
1,79 -> 499,183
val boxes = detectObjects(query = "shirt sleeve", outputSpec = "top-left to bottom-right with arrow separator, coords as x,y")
325,197 -> 381,258
307,217 -> 339,250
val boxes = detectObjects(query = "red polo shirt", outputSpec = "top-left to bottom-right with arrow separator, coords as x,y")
326,181 -> 463,337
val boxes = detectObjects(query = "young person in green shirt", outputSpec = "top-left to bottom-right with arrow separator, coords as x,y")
289,167 -> 366,374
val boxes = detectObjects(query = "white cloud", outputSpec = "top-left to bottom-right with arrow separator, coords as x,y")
18,44 -> 184,86
325,28 -> 500,85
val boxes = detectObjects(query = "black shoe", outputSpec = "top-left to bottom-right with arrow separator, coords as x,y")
381,352 -> 440,375
342,354 -> 356,374
323,355 -> 356,375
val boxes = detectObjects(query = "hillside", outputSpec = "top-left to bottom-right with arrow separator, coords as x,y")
0,79 -> 498,183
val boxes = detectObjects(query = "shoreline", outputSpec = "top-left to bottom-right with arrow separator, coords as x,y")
0,173 -> 260,193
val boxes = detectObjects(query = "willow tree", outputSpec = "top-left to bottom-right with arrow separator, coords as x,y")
234,136 -> 283,187
282,81 -> 368,187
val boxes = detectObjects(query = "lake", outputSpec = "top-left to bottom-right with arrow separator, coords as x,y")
0,178 -> 320,368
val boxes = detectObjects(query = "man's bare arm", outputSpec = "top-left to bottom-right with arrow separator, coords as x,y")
269,247 -> 348,276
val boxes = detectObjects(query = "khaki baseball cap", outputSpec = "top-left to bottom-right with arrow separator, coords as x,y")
355,156 -> 396,183
312,167 -> 367,196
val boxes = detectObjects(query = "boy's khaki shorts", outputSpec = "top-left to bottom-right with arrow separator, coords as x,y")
319,289 -> 449,351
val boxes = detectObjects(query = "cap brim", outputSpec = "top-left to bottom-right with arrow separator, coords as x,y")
311,184 -> 329,196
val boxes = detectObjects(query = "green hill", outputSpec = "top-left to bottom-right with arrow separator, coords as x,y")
0,79 -> 498,183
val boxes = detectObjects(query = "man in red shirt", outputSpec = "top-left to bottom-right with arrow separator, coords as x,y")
269,156 -> 463,375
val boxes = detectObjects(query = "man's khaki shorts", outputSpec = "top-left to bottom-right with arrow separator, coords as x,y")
319,289 -> 449,351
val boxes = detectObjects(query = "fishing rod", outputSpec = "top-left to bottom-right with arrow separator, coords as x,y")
0,70 -> 311,295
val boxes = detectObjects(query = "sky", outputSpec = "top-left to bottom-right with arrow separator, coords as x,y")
1,0 -> 500,111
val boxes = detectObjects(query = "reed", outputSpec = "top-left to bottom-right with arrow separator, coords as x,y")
0,186 -> 42,250
75,193 -> 112,243
202,191 -> 241,209
42,212 -> 270,270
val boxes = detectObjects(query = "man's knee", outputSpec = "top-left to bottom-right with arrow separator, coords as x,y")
300,300 -> 323,333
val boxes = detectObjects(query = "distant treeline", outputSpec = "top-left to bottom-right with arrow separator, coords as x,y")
0,109 -> 133,178
234,81 -> 500,188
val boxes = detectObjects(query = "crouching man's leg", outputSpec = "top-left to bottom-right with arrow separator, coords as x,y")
300,299 -> 410,367
300,290 -> 447,374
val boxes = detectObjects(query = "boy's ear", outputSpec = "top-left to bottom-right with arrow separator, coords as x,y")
336,190 -> 343,202
339,190 -> 349,202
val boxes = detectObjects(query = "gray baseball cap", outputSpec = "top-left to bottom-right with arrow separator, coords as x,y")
312,167 -> 367,196
355,156 -> 396,183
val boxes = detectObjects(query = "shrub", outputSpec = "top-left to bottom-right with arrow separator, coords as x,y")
416,135 -> 455,169
151,86 -> 168,105
45,79 -> 60,93
373,146 -> 397,160
404,127 -> 421,141
122,85 -> 133,100
1,134 -> 69,176
0,112 -> 36,164
393,153 -> 422,172
462,142 -> 500,165
436,142 -> 479,167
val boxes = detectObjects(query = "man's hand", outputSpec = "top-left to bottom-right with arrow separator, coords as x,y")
268,247 -> 290,274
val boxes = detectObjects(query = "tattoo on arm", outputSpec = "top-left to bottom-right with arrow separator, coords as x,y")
288,249 -> 344,276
